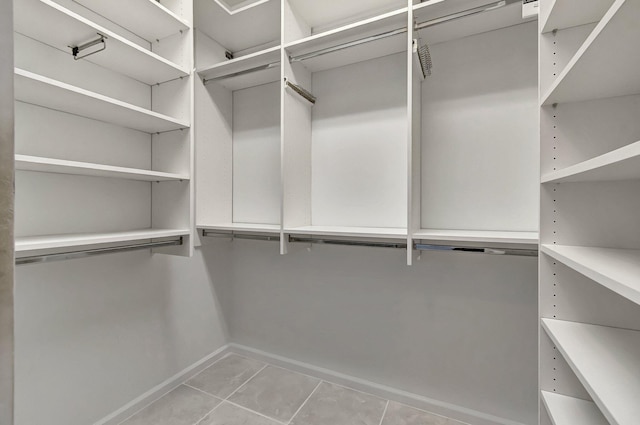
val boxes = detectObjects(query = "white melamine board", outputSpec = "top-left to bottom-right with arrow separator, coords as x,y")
542,141 -> 640,183
541,319 -> 640,425
414,229 -> 538,245
288,0 -> 405,32
285,225 -> 407,239
541,392 -> 607,425
199,223 -> 281,233
195,0 -> 279,53
14,0 -> 189,84
15,228 -> 188,252
233,82 -> 281,224
311,53 -> 407,228
15,69 -> 189,133
542,0 -> 640,105
152,130 -> 191,176
15,155 -> 188,181
73,0 -> 189,42
198,46 -> 281,90
152,182 -> 191,251
421,23 -> 538,232
541,245 -> 640,306
541,0 -> 615,34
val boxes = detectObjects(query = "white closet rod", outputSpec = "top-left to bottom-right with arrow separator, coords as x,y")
288,0 -> 516,63
15,238 -> 183,265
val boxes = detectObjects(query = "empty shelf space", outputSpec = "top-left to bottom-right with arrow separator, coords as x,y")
542,0 -> 640,105
15,155 -> 188,181
74,0 -> 189,42
541,318 -> 640,425
284,225 -> 407,239
541,244 -> 640,306
541,391 -> 608,425
289,0 -> 404,32
285,8 -> 407,72
14,0 -> 189,85
15,229 -> 189,252
541,0 -> 614,34
542,141 -> 640,183
198,46 -> 281,90
199,223 -> 281,234
15,69 -> 189,133
413,229 -> 539,245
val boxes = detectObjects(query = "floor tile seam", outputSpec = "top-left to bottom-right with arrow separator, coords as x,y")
377,400 -> 390,425
192,398 -> 226,425
183,383 -> 226,402
224,363 -> 270,401
286,380 -> 324,425
223,399 -> 290,425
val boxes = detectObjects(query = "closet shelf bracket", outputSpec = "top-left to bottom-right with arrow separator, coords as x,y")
284,77 -> 316,104
71,34 -> 107,61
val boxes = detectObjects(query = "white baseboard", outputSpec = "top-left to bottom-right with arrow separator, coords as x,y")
228,343 -> 528,425
94,345 -> 231,425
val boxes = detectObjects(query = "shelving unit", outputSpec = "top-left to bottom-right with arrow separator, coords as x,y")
285,226 -> 407,240
539,1 -> 640,424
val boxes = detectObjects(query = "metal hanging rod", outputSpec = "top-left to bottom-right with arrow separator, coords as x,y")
15,237 -> 183,266
288,0 -> 515,63
415,243 -> 538,257
202,230 -> 280,242
203,62 -> 280,86
72,33 -> 107,61
289,236 -> 407,249
284,77 -> 317,104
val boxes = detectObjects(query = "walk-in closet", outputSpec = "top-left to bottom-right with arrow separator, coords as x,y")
1,0 -> 637,424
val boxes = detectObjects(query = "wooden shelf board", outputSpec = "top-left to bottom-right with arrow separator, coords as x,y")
74,0 -> 190,42
198,46 -> 281,90
541,0 -> 614,34
289,0 -> 404,31
15,155 -> 188,181
541,318 -> 640,425
542,141 -> 640,183
15,229 -> 189,252
541,391 -> 607,425
284,225 -> 407,239
541,244 -> 640,306
413,229 -> 538,245
14,0 -> 189,85
285,8 -> 407,73
198,223 -> 281,234
542,0 -> 640,105
15,69 -> 189,133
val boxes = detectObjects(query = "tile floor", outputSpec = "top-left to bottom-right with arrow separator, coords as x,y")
120,353 -> 469,425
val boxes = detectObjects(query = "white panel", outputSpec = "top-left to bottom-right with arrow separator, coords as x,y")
541,392 -> 607,425
283,0 -> 311,44
311,53 -> 407,228
232,82 -> 281,224
421,23 -> 538,232
152,77 -> 191,123
541,0 -> 614,33
195,29 -> 228,69
152,130 -> 191,176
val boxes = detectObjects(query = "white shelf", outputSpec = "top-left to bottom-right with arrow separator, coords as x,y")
15,229 -> 189,252
541,391 -> 608,425
285,8 -> 407,72
541,319 -> 640,425
289,0 -> 404,31
284,225 -> 407,239
14,0 -> 189,85
413,229 -> 538,245
74,0 -> 190,42
15,155 -> 188,182
198,46 -> 281,91
540,0 -> 614,34
542,141 -> 640,183
542,0 -> 640,105
15,69 -> 189,133
199,223 -> 281,234
541,244 -> 640,306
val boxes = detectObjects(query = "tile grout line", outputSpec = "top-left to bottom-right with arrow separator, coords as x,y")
286,380 -> 323,425
377,400 -> 390,425
224,363 -> 269,401
191,397 -> 225,425
184,383 -> 225,400
223,399 -> 289,425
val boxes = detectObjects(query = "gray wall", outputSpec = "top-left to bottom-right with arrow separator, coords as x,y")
0,0 -> 15,423
212,240 -> 538,425
14,246 -> 230,425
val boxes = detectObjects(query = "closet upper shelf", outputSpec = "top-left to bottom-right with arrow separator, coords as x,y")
541,0 -> 640,105
73,0 -> 190,42
541,318 -> 640,425
15,155 -> 189,182
285,8 -> 407,72
14,0 -> 189,85
284,226 -> 407,240
198,46 -> 281,90
540,0 -> 614,34
413,229 -> 539,245
199,223 -> 281,234
15,69 -> 189,133
541,244 -> 640,307
15,228 -> 189,253
541,391 -> 607,425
